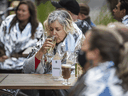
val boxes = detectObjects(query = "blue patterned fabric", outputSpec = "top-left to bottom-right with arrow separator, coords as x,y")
122,15 -> 128,27
91,21 -> 96,27
78,61 -> 128,96
99,87 -> 111,96
75,19 -> 91,34
0,14 -> 44,70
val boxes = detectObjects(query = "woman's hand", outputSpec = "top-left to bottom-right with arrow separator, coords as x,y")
40,38 -> 55,54
0,55 -> 8,62
35,38 -> 56,60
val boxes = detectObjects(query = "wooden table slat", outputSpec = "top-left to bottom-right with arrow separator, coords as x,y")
0,74 -> 77,89
0,74 -> 8,83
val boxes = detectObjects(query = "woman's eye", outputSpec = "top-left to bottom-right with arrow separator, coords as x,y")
17,9 -> 21,11
50,29 -> 53,31
22,9 -> 26,12
56,28 -> 60,31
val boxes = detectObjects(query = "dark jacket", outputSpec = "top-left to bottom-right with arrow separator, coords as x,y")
75,17 -> 95,34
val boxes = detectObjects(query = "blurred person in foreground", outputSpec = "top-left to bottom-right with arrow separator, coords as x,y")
67,25 -> 128,96
51,0 -> 89,35
0,0 -> 44,73
113,0 -> 128,26
79,22 -> 128,74
76,3 -> 96,34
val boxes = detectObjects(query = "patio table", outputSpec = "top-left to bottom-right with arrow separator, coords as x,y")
0,74 -> 77,89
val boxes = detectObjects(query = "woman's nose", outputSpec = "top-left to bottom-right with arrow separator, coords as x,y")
53,30 -> 57,35
17,10 -> 22,14
113,8 -> 115,12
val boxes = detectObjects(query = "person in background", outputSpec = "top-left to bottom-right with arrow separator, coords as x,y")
51,0 -> 86,37
51,0 -> 79,22
0,0 -> 44,73
67,25 -> 128,96
76,3 -> 96,34
113,0 -> 128,26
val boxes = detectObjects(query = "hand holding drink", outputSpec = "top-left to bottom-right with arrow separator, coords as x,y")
45,36 -> 56,63
47,35 -> 56,53
35,35 -> 56,61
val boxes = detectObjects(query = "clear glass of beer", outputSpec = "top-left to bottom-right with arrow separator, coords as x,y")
45,35 -> 56,63
61,64 -> 71,85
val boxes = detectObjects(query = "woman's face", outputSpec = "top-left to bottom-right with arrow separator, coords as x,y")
81,31 -> 97,61
17,4 -> 30,22
70,12 -> 78,22
78,13 -> 84,20
49,20 -> 67,43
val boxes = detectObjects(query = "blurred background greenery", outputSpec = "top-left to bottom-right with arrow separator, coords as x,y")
37,1 -> 55,25
36,0 -> 117,26
93,5 -> 117,25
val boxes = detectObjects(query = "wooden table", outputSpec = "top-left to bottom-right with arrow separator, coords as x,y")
0,74 -> 77,89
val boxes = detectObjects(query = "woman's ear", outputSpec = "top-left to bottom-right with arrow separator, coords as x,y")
81,14 -> 86,20
92,48 -> 102,66
94,48 -> 100,58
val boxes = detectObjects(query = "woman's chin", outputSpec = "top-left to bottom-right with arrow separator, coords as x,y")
56,40 -> 62,44
56,41 -> 59,44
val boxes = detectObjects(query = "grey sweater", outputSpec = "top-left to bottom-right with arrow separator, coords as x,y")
23,55 -> 44,74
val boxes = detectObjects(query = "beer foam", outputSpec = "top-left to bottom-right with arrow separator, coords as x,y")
61,64 -> 71,68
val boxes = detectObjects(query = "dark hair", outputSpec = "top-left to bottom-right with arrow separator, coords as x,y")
120,0 -> 128,15
107,22 -> 128,91
79,3 -> 90,15
115,27 -> 128,92
9,0 -> 39,39
51,0 -> 80,15
117,29 -> 128,42
89,26 -> 123,67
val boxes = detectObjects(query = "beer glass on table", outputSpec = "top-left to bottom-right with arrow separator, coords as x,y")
66,51 -> 78,76
61,64 -> 71,85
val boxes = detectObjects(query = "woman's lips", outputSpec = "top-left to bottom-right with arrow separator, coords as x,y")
17,15 -> 23,18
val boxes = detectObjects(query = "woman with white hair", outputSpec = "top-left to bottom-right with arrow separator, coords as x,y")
23,10 -> 84,74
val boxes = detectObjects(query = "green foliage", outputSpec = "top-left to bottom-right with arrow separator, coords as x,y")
94,6 -> 117,25
37,1 -> 55,26
94,11 -> 117,25
36,0 -> 116,26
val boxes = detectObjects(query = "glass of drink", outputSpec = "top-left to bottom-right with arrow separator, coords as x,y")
42,35 -> 56,73
46,35 -> 56,63
61,64 -> 71,85
66,51 -> 77,76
